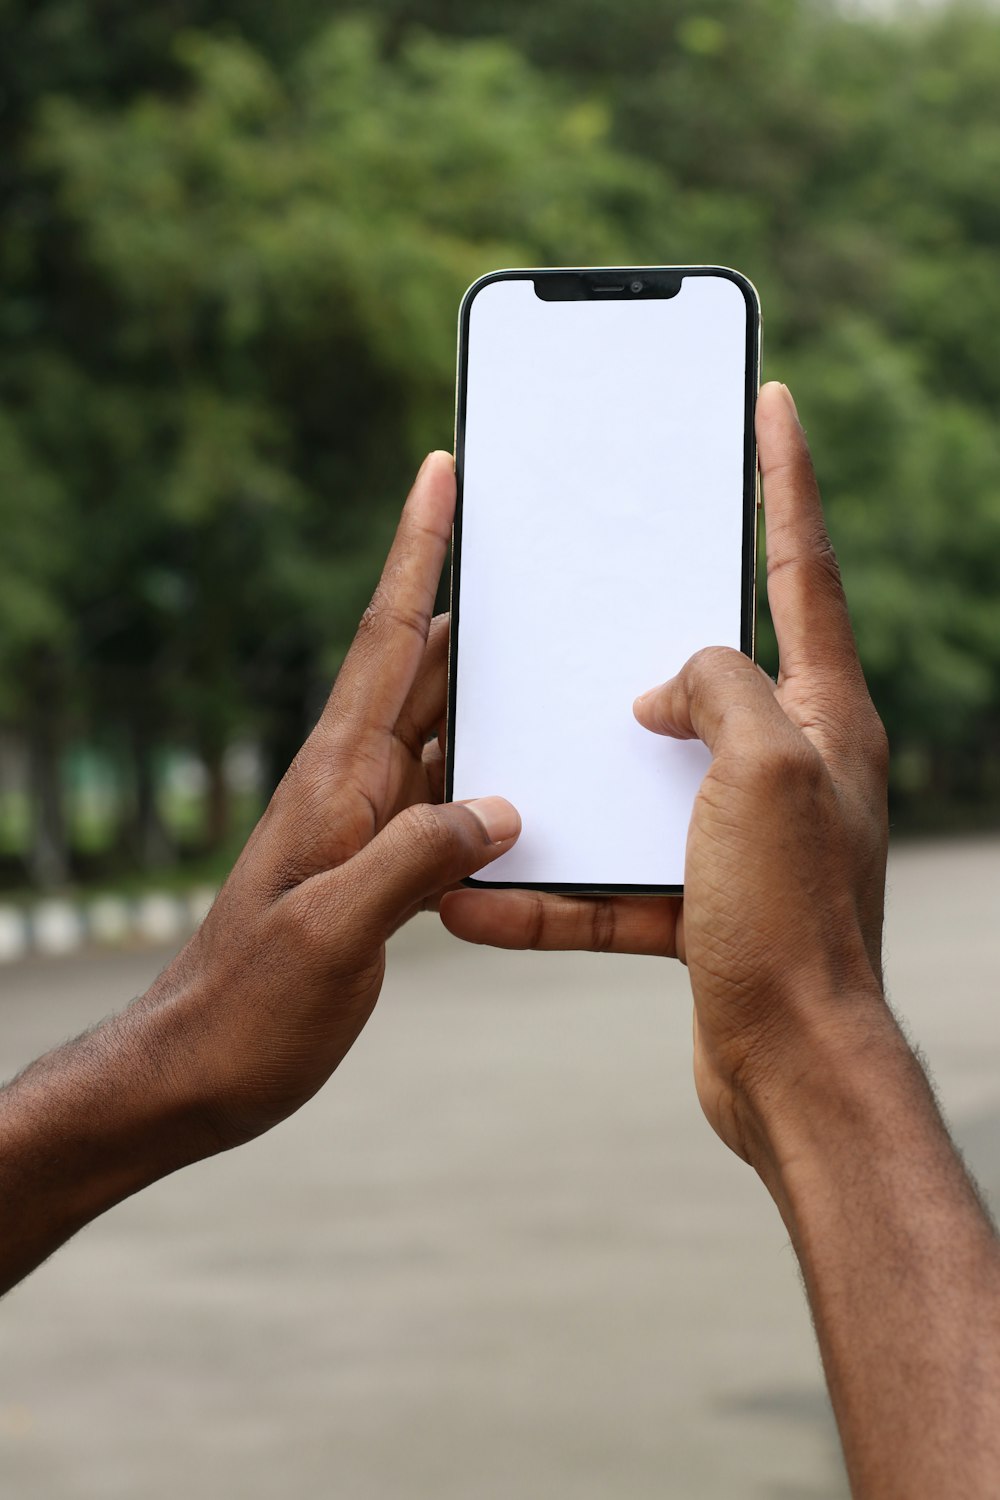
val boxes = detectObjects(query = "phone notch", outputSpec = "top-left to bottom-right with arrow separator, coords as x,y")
533,269 -> 683,302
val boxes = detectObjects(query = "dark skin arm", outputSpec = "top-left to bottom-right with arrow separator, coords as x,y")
0,451 -> 520,1297
442,382 -> 1000,1500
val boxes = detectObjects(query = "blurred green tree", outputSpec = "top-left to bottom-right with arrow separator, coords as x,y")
0,13 -> 668,880
1,0 -> 999,887
0,412 -> 73,883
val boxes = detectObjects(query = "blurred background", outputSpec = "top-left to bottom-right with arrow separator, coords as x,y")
2,1 -> 1000,1497
1,0 -> 999,897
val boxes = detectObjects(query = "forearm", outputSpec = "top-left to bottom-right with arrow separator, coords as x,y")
746,994 -> 1000,1500
0,995 -> 217,1296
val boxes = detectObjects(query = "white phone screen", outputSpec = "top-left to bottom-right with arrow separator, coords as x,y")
449,269 -> 757,890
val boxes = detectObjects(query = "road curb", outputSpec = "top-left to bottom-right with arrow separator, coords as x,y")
0,887 -> 217,964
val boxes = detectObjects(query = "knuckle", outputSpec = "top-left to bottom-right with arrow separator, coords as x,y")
767,522 -> 844,593
687,644 -> 744,681
396,801 -> 456,862
811,530 -> 845,588
391,711 -> 425,762
754,734 -> 825,795
685,647 -> 763,737
358,589 -> 430,646
865,709 -> 890,778
685,645 -> 748,709
277,882 -> 340,965
589,898 -> 618,954
805,532 -> 850,610
357,593 -> 383,639
389,602 -> 432,641
832,695 -> 889,787
525,895 -> 547,951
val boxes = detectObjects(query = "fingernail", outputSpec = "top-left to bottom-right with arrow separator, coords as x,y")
463,797 -> 521,844
780,383 -> 800,420
420,449 -> 453,476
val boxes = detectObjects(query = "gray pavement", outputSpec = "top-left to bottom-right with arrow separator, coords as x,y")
0,836 -> 998,1500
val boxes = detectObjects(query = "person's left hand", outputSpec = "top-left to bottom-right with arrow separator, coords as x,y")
143,452 -> 520,1149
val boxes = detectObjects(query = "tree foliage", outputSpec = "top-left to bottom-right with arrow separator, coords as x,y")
1,0 -> 999,883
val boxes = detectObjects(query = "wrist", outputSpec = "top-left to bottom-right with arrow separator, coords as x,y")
731,983 -> 919,1215
0,991 -> 218,1295
736,986 -> 996,1277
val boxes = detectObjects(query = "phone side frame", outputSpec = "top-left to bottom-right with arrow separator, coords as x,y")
445,265 -> 762,897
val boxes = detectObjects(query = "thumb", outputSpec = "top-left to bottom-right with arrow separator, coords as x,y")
348,797 -> 521,933
633,646 -> 784,754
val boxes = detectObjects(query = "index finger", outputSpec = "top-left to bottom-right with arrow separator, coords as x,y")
327,451 -> 455,732
757,382 -> 864,690
440,887 -> 682,958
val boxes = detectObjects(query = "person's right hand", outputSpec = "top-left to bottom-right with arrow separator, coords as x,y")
441,382 -> 891,1167
633,383 -> 889,1163
443,386 -> 1000,1500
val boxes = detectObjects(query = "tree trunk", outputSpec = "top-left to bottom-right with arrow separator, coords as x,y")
203,742 -> 229,851
26,722 -> 69,889
127,723 -> 174,871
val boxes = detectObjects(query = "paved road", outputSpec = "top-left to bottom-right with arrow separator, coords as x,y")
1,837 -> 998,1500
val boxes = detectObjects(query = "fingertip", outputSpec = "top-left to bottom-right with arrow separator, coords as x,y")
779,382 -> 800,421
439,886 -> 466,919
439,887 -> 491,944
633,684 -> 669,733
757,381 -> 798,422
756,381 -> 815,494
756,382 -> 805,453
419,450 -> 455,482
460,796 -> 521,847
414,451 -> 455,497
409,450 -> 457,534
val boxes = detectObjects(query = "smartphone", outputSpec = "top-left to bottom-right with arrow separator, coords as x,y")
445,265 -> 761,894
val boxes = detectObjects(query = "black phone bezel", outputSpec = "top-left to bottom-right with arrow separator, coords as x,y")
445,265 -> 762,897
